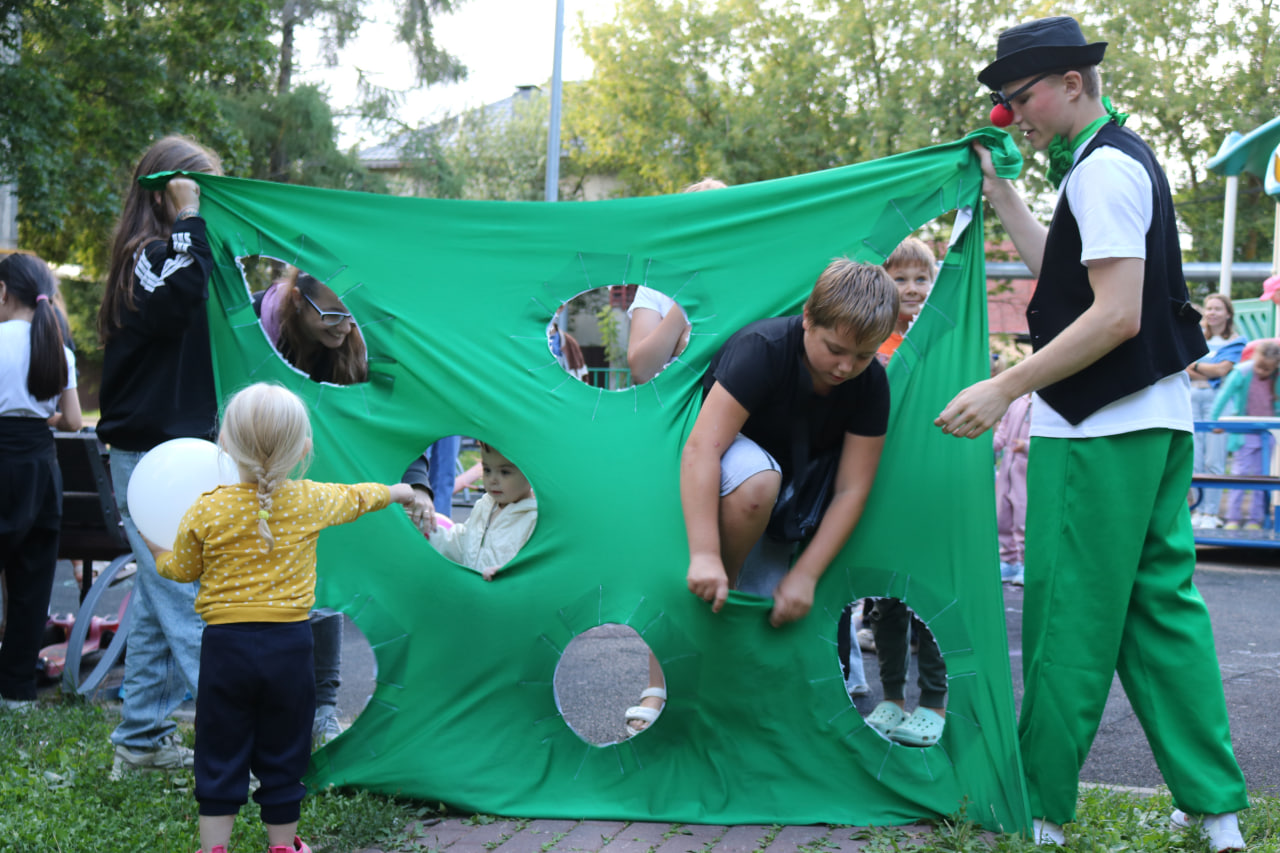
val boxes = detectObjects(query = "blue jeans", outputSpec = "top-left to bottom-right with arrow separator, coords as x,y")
427,435 -> 462,519
1190,384 -> 1227,516
109,448 -> 205,750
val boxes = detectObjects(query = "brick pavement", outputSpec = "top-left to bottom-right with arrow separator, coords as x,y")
357,816 -> 978,852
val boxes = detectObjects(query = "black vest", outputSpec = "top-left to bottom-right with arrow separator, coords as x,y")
1026,123 -> 1206,425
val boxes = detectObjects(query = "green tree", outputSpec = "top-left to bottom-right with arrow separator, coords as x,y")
392,88 -> 598,202
1083,0 -> 1279,283
0,1 -> 275,272
267,0 -> 468,182
220,85 -> 387,191
570,0 -> 1277,273
568,0 -> 859,193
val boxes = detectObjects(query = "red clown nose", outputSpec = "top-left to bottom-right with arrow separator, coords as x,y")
990,103 -> 1014,127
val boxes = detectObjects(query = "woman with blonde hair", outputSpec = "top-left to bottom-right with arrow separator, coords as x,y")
1187,292 -> 1246,528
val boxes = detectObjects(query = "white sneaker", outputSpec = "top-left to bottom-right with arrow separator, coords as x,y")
1033,818 -> 1064,846
1203,515 -> 1224,529
0,696 -> 36,712
1191,512 -> 1205,528
312,705 -> 345,750
110,733 -> 194,780
1171,810 -> 1244,852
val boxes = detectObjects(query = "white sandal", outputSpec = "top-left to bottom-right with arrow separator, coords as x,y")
624,687 -> 667,737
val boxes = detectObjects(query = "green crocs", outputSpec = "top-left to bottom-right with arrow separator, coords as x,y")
888,707 -> 946,747
865,701 -> 907,736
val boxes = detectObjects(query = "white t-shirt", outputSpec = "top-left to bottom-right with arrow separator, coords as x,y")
627,285 -> 678,320
0,319 -> 77,418
1031,134 -> 1192,438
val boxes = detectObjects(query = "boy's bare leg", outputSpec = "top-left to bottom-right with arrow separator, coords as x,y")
719,470 -> 781,587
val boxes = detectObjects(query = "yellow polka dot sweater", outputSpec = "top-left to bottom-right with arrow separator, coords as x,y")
157,480 -> 392,624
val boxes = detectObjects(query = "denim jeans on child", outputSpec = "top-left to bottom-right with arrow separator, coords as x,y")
427,435 -> 462,519
108,448 -> 205,750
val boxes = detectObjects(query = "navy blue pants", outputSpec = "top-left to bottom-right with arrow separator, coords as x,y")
195,621 -> 314,824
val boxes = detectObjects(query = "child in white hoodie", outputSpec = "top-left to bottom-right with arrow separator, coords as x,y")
430,442 -> 536,580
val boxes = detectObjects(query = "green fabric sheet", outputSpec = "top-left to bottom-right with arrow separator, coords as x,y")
168,128 -> 1031,830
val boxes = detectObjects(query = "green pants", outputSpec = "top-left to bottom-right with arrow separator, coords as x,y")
1020,429 -> 1247,824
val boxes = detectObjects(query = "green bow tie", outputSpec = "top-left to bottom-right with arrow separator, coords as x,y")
1046,97 -> 1129,188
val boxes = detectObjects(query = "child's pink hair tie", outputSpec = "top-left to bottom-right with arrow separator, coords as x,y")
35,294 -> 49,303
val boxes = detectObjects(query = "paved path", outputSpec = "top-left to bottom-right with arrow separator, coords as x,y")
356,817 -> 955,852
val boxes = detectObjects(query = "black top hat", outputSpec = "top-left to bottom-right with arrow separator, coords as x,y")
978,16 -> 1106,89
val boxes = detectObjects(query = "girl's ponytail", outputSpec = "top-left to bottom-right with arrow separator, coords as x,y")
253,462 -> 278,553
217,383 -> 313,554
1,254 -> 68,401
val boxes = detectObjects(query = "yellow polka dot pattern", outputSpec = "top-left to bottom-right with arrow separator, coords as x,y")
157,480 -> 392,624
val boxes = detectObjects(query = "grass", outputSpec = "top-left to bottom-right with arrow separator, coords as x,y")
0,695 -> 438,853
5,696 -> 1280,852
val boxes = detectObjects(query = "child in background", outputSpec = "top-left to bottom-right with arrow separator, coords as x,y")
1188,293 -> 1246,528
0,253 -> 82,709
859,238 -> 948,747
1211,341 -> 1280,530
152,383 -> 416,853
429,442 -> 537,580
875,237 -> 935,365
993,393 -> 1032,585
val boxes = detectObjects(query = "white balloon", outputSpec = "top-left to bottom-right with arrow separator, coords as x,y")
126,438 -> 240,549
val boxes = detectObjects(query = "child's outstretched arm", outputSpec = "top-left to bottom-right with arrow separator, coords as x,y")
155,508 -> 206,583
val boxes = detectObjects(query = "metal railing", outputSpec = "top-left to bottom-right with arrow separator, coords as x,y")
985,261 -> 1273,282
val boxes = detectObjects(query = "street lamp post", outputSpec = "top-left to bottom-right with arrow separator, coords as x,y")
544,0 -> 565,203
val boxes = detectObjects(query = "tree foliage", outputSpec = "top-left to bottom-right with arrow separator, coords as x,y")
220,85 -> 387,192
393,89 -> 599,202
0,0 -> 275,271
568,0 -> 1279,270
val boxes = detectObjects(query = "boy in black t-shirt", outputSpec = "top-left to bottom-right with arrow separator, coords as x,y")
681,259 -> 898,628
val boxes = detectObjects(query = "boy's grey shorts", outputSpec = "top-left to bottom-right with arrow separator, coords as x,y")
719,434 -> 781,496
718,434 -> 792,596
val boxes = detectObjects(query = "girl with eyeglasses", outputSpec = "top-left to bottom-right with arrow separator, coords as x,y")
253,268 -> 368,386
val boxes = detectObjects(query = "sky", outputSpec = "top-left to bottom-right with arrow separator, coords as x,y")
293,0 -> 620,152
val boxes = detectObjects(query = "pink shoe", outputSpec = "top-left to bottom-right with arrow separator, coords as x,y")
268,837 -> 312,853
196,847 -> 228,853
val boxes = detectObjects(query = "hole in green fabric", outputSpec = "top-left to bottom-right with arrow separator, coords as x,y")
419,439 -> 537,581
553,623 -> 665,746
551,284 -> 689,390
237,254 -> 369,385
840,597 -> 948,748
311,610 -> 374,750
